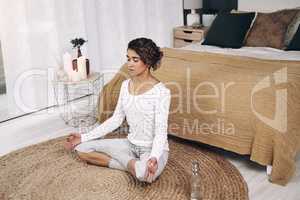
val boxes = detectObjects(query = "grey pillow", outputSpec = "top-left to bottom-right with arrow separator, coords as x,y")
284,9 -> 300,46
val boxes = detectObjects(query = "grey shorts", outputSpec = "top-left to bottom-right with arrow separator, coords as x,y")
75,138 -> 169,182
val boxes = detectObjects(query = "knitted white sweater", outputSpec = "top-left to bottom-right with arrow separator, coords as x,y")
81,79 -> 171,160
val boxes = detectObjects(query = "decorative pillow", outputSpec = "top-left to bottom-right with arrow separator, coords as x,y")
230,10 -> 258,38
245,9 -> 299,49
284,10 -> 300,46
202,12 -> 255,48
286,25 -> 300,50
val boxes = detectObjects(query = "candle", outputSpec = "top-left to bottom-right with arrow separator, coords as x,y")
63,52 -> 73,80
71,63 -> 81,82
77,56 -> 87,80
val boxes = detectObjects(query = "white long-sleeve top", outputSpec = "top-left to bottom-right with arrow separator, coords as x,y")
81,79 -> 171,160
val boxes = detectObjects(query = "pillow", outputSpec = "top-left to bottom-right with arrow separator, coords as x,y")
202,12 -> 255,48
286,25 -> 300,50
245,9 -> 299,49
230,10 -> 258,37
284,10 -> 300,46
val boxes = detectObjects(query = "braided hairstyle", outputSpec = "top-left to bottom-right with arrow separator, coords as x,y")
127,37 -> 163,71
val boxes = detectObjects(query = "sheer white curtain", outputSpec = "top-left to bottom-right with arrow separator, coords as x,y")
0,0 -> 182,117
0,0 -> 87,116
83,0 -> 182,77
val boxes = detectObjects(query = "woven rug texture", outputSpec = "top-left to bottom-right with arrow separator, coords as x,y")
0,136 -> 248,200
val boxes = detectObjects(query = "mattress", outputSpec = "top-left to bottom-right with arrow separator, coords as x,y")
181,42 -> 300,61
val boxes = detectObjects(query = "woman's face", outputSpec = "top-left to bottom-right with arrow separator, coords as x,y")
126,49 -> 149,77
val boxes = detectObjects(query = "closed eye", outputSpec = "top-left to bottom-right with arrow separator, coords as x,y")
126,55 -> 140,62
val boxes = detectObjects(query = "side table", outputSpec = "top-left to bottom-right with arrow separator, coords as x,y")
53,72 -> 104,128
173,26 -> 208,48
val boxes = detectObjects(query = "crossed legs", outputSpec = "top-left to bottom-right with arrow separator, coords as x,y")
77,151 -> 137,176
73,138 -> 168,182
77,151 -> 110,167
75,138 -> 137,177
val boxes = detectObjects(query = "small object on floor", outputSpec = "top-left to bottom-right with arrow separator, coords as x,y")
190,161 -> 202,200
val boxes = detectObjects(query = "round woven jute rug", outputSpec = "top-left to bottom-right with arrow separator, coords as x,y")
0,136 -> 248,200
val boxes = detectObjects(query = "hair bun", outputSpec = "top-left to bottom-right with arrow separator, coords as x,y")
128,38 -> 164,71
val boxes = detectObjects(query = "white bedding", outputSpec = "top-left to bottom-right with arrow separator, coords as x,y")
181,42 -> 300,61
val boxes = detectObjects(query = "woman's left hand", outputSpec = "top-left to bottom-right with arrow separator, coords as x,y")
145,157 -> 158,183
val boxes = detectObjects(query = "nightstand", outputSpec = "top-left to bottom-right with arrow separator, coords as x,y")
173,26 -> 208,48
53,72 -> 104,128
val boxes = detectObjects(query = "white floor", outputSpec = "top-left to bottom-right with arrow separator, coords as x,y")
0,105 -> 299,200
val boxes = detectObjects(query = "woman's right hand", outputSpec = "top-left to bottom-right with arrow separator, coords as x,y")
64,133 -> 82,151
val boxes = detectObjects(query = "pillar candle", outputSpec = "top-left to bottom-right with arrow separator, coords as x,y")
63,52 -> 73,80
71,64 -> 81,82
77,56 -> 87,80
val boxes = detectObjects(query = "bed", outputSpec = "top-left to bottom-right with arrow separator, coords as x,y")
97,9 -> 300,185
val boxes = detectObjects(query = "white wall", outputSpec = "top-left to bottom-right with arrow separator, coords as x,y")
239,0 -> 300,12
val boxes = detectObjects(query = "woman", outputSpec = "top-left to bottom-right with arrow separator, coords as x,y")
64,37 -> 171,183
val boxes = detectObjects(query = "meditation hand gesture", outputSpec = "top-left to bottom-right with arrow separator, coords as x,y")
145,157 -> 158,183
64,133 -> 81,151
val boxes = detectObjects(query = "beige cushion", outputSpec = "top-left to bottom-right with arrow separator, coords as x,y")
245,9 -> 299,49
